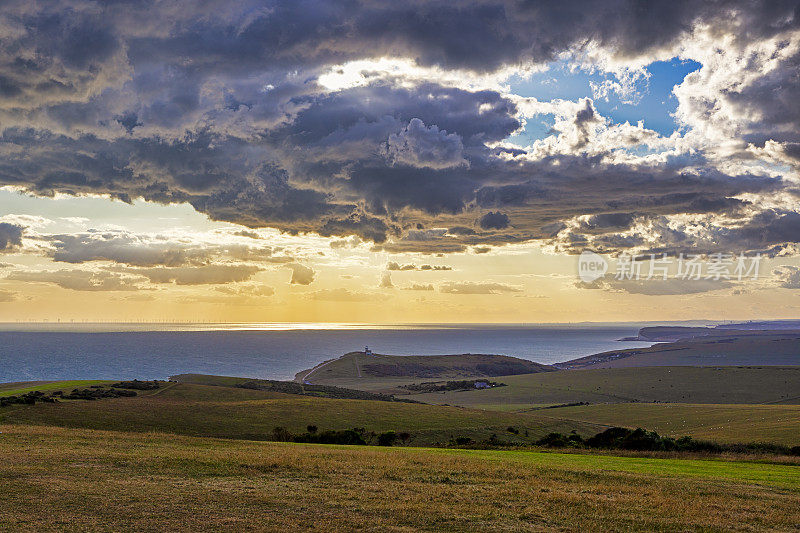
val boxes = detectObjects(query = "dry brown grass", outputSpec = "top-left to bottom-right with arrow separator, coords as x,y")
2,424 -> 798,532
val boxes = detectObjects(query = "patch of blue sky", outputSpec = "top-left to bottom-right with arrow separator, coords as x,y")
508,113 -> 555,146
508,57 -> 701,143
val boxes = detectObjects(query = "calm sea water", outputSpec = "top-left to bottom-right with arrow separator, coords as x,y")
0,323 -> 661,382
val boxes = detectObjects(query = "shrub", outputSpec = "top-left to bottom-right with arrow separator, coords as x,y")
293,429 -> 366,445
530,427 -> 792,456
307,425 -> 318,434
62,388 -> 136,400
454,436 -> 473,446
586,427 -> 671,451
377,431 -> 398,446
111,380 -> 161,390
674,436 -> 723,453
536,432 -> 584,448
586,427 -> 723,452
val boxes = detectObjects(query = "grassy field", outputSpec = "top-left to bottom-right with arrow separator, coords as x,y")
0,380 -> 113,397
5,370 -> 800,447
0,382 -> 602,445
2,424 -> 799,532
542,403 -> 800,446
391,366 -> 800,407
305,367 -> 800,446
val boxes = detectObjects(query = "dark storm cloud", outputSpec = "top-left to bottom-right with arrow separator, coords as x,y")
115,0 -> 800,72
579,213 -> 637,232
571,99 -> 603,149
319,214 -> 393,243
0,1 -> 798,255
479,211 -> 511,230
385,118 -> 467,169
0,223 -> 24,251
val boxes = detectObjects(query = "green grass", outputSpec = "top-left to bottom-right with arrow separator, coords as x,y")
313,367 -> 800,446
396,366 -> 800,408
0,382 -> 602,445
170,373 -> 253,387
2,424 -> 798,531
2,375 -> 799,530
541,403 -> 800,446
441,448 -> 800,491
5,374 -> 799,447
0,380 -> 114,397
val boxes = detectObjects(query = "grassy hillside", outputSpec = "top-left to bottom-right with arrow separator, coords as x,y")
543,403 -> 800,446
295,351 -> 553,383
559,334 -> 800,368
0,382 -> 601,445
0,380 -> 113,397
172,373 -> 409,402
2,424 -> 799,531
635,326 -> 800,341
394,366 -> 800,407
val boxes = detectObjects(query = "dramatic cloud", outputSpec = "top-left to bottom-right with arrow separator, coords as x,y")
385,118 -> 467,169
0,223 -> 23,252
0,0 -> 798,257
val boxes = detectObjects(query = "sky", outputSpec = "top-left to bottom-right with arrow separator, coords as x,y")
1,0 -> 800,323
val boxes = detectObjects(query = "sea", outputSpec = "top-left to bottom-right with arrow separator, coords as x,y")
0,322 -> 667,383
